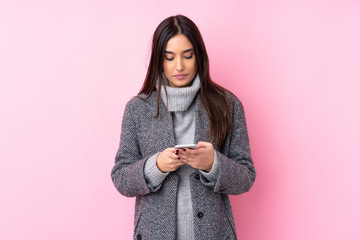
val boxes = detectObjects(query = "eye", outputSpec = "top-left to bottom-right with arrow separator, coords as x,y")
165,56 -> 174,61
184,54 -> 193,59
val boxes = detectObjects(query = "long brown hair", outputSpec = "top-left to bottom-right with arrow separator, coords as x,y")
138,15 -> 232,150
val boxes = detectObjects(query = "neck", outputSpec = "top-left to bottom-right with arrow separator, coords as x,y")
156,74 -> 201,112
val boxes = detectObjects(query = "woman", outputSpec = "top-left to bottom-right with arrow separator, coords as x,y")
111,15 -> 256,240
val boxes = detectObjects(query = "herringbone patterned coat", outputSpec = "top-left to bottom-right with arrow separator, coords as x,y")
111,90 -> 256,240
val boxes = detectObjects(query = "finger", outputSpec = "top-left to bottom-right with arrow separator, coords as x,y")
175,153 -> 191,161
173,153 -> 186,162
178,154 -> 193,163
172,159 -> 186,169
179,158 -> 189,165
175,159 -> 186,166
175,149 -> 186,158
174,149 -> 180,156
168,156 -> 183,165
178,149 -> 197,157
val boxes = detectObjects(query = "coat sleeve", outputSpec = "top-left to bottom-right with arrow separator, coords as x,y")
111,99 -> 152,197
199,96 -> 256,195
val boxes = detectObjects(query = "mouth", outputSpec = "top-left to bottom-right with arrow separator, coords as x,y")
173,74 -> 188,80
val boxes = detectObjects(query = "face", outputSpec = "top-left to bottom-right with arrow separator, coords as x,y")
163,34 -> 197,88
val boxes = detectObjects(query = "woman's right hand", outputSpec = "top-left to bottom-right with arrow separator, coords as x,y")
156,148 -> 185,172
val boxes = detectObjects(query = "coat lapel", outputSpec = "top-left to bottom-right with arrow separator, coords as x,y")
157,94 -> 176,148
194,92 -> 211,144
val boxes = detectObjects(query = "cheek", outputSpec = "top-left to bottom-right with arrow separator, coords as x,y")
163,61 -> 172,73
189,59 -> 197,72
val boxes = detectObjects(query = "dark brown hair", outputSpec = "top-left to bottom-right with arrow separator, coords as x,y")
138,15 -> 232,150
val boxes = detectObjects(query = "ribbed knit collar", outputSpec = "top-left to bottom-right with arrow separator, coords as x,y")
156,73 -> 201,112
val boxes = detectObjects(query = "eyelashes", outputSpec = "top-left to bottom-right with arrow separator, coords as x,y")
165,54 -> 193,61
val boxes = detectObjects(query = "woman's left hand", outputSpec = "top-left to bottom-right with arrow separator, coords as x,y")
177,141 -> 215,172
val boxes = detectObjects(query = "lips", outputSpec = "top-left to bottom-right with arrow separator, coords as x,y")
174,74 -> 188,80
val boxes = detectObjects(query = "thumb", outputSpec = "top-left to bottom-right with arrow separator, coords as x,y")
196,141 -> 210,149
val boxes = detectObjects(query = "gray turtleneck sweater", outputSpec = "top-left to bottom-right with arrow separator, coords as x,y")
144,74 -> 219,240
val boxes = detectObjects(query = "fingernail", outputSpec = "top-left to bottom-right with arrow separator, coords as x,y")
177,157 -> 180,160
175,152 -> 178,155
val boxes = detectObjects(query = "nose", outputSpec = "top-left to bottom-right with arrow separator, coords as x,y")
176,57 -> 184,72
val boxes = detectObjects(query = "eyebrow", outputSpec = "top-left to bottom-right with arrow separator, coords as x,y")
164,48 -> 194,54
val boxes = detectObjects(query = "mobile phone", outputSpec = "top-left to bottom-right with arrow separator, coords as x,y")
174,144 -> 197,149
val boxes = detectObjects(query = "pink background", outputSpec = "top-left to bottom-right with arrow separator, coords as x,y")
1,0 -> 360,239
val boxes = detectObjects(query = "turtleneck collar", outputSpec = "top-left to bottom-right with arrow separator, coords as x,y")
156,73 -> 201,112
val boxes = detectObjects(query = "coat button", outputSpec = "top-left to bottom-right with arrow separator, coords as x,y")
136,234 -> 142,240
197,212 -> 204,218
195,174 -> 200,180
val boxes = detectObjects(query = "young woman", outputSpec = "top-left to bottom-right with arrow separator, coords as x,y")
111,15 -> 256,240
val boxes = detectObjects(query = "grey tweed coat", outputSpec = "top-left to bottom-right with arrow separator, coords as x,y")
111,90 -> 256,240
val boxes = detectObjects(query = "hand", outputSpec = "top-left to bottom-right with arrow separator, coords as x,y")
178,141 -> 215,172
156,148 -> 186,172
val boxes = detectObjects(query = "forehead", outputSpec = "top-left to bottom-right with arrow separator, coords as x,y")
165,34 -> 194,52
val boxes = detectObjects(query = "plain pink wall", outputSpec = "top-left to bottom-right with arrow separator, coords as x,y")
1,0 -> 359,239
